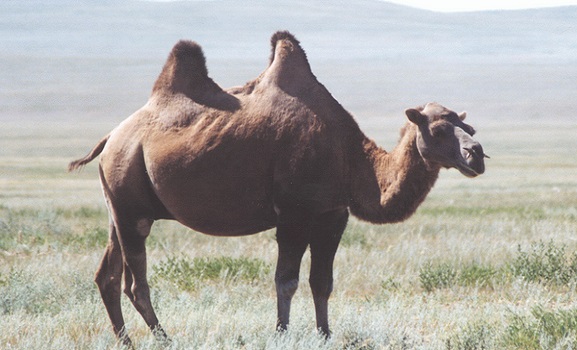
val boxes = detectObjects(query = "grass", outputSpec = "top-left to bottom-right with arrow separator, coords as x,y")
3,1 -> 577,346
446,321 -> 497,350
0,110 -> 575,350
0,205 -> 108,252
504,306 -> 577,349
1,32 -> 576,348
151,256 -> 272,292
1,126 -> 576,349
511,241 -> 577,286
419,241 -> 577,293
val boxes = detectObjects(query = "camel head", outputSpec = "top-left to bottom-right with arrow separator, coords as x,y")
405,102 -> 487,177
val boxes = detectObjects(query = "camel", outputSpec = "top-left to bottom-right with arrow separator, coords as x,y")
69,31 -> 487,345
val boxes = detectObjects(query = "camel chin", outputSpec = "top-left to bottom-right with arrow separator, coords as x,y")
456,162 -> 482,178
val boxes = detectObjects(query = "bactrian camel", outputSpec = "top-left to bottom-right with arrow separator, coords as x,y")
69,31 -> 487,345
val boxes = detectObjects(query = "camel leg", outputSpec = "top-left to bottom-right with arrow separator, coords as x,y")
309,209 -> 348,336
116,218 -> 169,342
274,208 -> 311,332
94,221 -> 132,346
123,262 -> 134,301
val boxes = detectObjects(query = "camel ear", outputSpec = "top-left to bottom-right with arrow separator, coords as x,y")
405,108 -> 428,126
458,111 -> 467,121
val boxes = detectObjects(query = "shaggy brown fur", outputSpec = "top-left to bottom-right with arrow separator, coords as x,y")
69,30 -> 486,345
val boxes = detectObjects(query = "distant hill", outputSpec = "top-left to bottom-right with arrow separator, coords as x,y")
3,0 -> 575,61
1,0 -> 576,126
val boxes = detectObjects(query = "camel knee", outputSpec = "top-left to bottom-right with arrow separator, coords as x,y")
95,271 -> 122,301
94,271 -> 116,290
95,240 -> 123,298
276,277 -> 299,300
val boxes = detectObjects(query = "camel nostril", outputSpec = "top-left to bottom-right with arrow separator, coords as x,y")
463,145 -> 486,160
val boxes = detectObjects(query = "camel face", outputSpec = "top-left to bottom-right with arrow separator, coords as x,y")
406,102 -> 487,177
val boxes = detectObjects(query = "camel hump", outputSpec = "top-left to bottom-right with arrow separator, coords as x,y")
269,31 -> 304,62
265,31 -> 315,92
152,40 -> 212,95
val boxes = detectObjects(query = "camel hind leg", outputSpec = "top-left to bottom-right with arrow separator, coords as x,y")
115,217 -> 170,342
96,214 -> 168,344
94,221 -> 132,346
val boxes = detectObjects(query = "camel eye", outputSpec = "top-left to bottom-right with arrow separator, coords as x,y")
431,124 -> 453,138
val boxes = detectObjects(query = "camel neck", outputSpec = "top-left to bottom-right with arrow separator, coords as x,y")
349,125 -> 440,224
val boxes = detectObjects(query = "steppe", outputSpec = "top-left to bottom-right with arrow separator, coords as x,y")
1,1 -> 576,348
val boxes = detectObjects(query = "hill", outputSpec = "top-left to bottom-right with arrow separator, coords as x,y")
1,0 -> 576,128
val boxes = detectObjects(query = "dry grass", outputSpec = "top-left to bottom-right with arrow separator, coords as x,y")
1,120 -> 576,349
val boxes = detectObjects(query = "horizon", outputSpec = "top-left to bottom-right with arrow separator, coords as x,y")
1,0 -> 576,127
384,0 -> 577,12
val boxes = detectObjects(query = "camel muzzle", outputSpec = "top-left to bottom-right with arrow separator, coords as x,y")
460,144 -> 487,176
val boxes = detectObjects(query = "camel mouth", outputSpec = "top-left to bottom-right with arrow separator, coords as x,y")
456,162 -> 482,178
456,153 -> 485,178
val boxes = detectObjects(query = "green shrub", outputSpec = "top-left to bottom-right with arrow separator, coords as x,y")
151,256 -> 271,291
342,330 -> 377,350
420,262 -> 501,292
420,240 -> 577,293
419,262 -> 457,292
381,276 -> 401,292
445,321 -> 496,350
504,306 -> 577,349
458,263 -> 498,289
1,270 -> 60,315
511,241 -> 577,286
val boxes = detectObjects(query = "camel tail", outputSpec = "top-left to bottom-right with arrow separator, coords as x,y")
68,134 -> 110,172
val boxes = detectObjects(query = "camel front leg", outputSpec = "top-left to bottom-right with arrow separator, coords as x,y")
309,209 -> 348,336
274,207 -> 311,331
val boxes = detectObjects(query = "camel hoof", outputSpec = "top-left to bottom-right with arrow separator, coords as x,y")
152,325 -> 172,345
318,328 -> 331,340
118,336 -> 134,350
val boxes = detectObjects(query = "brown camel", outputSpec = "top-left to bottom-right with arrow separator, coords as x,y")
69,31 -> 487,345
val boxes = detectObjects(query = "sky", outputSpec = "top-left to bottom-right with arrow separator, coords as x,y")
385,0 -> 577,12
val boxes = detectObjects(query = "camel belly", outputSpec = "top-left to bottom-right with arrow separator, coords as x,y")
160,182 -> 277,236
144,143 -> 277,236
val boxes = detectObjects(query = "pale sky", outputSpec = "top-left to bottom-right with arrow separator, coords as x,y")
385,0 -> 577,12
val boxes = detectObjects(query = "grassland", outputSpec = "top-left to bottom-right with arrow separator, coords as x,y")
1,116 -> 576,350
2,1 -> 577,349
